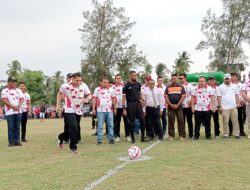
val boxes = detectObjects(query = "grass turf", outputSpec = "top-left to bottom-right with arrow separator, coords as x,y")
0,118 -> 250,190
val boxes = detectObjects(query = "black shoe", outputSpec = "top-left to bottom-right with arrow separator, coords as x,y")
97,141 -> 102,145
92,132 -> 97,136
229,133 -> 233,136
14,142 -> 22,146
131,139 -> 135,144
8,143 -> 14,147
206,137 -> 212,140
109,140 -> 114,144
141,138 -> 149,142
194,137 -> 199,140
149,137 -> 154,141
240,132 -> 246,136
22,139 -> 28,142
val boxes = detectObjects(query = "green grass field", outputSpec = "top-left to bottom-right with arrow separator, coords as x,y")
1,118 -> 250,190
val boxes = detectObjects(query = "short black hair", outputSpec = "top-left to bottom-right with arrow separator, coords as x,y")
230,72 -> 238,77
171,73 -> 178,77
73,72 -> 81,77
18,81 -> 25,86
101,78 -> 109,82
198,76 -> 206,80
130,71 -> 136,75
179,73 -> 187,78
157,76 -> 163,79
115,74 -> 121,78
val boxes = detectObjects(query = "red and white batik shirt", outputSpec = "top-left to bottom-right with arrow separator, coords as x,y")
1,87 -> 24,116
111,84 -> 124,108
20,92 -> 31,113
191,85 -> 214,111
93,86 -> 116,112
182,82 -> 194,108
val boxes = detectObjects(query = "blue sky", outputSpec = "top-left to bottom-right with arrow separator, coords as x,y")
0,0 -> 249,80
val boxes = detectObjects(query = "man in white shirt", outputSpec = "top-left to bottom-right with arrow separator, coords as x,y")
179,73 -> 194,138
143,79 -> 165,140
241,72 -> 250,138
92,78 -> 117,145
207,76 -> 220,138
112,74 -> 130,142
217,74 -> 240,138
18,82 -> 31,142
1,77 -> 24,147
156,76 -> 167,135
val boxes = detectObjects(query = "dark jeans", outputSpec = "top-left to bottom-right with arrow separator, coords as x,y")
114,108 -> 129,137
127,102 -> 145,141
161,108 -> 167,134
183,108 -> 193,138
76,114 -> 81,141
168,108 -> 185,137
6,113 -> 21,144
63,115 -> 69,141
146,107 -> 163,139
229,107 -> 244,135
211,110 -> 220,136
194,111 -> 211,138
21,112 -> 28,140
60,113 -> 78,150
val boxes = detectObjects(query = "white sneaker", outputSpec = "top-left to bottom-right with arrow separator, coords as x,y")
248,135 -> 250,139
126,136 -> 131,142
115,137 -> 120,142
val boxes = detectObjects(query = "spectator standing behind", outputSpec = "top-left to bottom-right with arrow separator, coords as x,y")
40,102 -> 46,122
1,77 -> 24,147
242,72 -> 250,139
112,74 -> 130,142
165,74 -> 186,141
0,106 -> 3,121
156,76 -> 167,135
122,71 -> 148,144
218,74 -> 240,138
18,82 -> 31,142
143,79 -> 164,140
207,76 -> 221,138
92,78 -> 116,145
191,76 -> 216,140
179,73 -> 194,139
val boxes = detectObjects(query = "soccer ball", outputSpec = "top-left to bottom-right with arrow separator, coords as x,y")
128,146 -> 142,160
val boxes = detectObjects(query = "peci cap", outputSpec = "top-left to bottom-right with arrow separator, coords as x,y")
7,76 -> 17,83
224,73 -> 231,79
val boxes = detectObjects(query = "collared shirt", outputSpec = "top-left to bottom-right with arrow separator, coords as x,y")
156,84 -> 166,109
60,82 -> 91,115
143,87 -> 165,111
218,83 -> 238,109
191,85 -> 213,111
165,83 -> 186,106
20,92 -> 31,113
209,85 -> 219,110
181,82 -> 194,108
242,79 -> 250,105
123,81 -> 141,103
141,84 -> 149,94
1,87 -> 24,116
111,83 -> 124,108
93,86 -> 115,112
232,82 -> 243,107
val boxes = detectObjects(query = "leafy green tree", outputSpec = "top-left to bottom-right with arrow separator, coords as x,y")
173,51 -> 193,74
79,0 -> 147,89
6,60 -> 22,80
155,62 -> 171,81
137,63 -> 153,83
196,0 -> 250,72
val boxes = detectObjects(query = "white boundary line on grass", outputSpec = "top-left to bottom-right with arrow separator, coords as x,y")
81,140 -> 161,190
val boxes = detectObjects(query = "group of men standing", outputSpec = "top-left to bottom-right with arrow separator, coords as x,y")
3,70 -> 250,154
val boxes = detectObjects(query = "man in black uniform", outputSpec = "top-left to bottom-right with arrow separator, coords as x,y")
122,71 -> 147,144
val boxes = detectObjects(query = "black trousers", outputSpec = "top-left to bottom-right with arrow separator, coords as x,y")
146,107 -> 163,139
114,108 -> 129,137
65,113 -> 78,150
183,108 -> 193,138
76,114 -> 81,141
21,112 -> 28,140
194,111 -> 211,138
63,115 -> 69,142
229,107 -> 244,135
211,110 -> 220,136
161,108 -> 167,134
127,102 -> 145,141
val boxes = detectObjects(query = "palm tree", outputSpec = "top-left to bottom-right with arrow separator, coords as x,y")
6,60 -> 22,79
51,71 -> 64,105
155,62 -> 171,80
173,51 -> 193,74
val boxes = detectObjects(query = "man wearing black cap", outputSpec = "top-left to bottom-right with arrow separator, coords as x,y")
1,77 -> 24,147
56,73 -> 73,144
208,76 -> 220,138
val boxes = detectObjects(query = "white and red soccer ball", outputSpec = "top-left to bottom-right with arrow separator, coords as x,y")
128,146 -> 142,160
